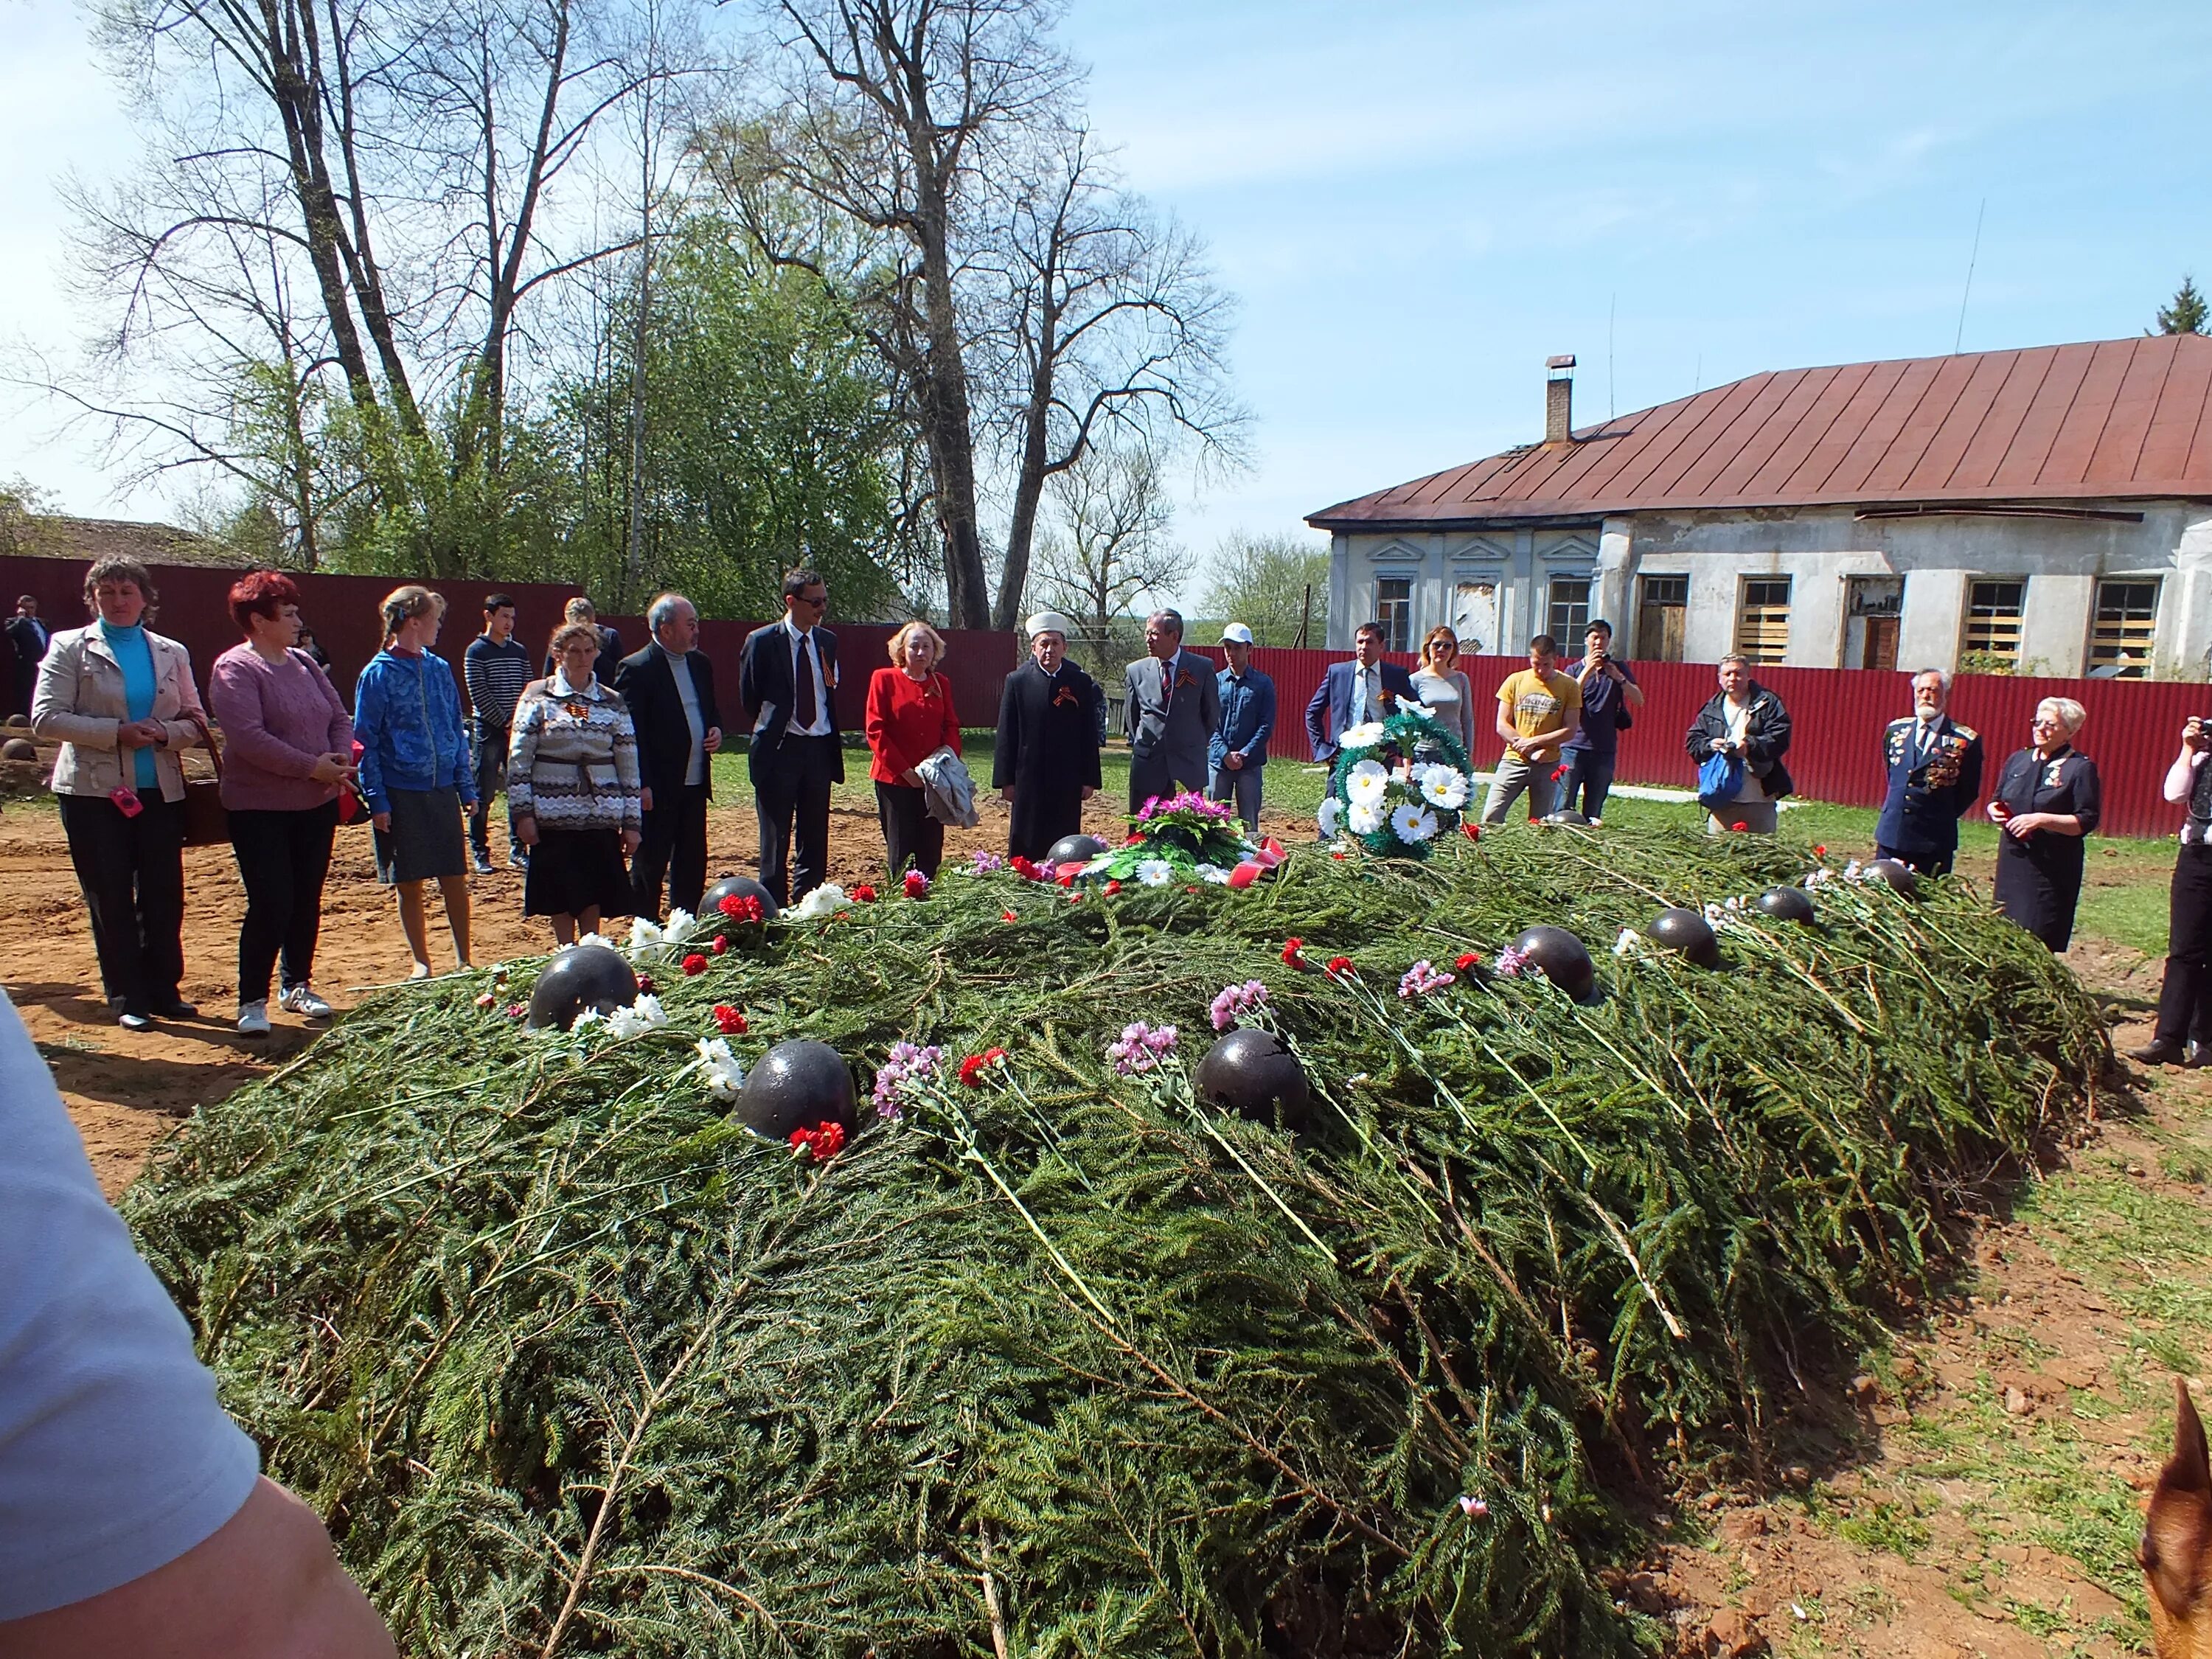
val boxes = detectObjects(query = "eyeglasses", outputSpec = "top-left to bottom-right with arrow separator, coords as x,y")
796,591 -> 828,609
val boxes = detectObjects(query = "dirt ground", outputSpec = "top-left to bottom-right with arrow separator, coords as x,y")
13,792 -> 2202,1657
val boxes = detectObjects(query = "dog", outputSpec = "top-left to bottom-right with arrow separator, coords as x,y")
2145,1378 -> 2212,1657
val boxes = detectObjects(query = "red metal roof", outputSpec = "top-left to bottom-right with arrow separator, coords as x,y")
1309,335 -> 2212,529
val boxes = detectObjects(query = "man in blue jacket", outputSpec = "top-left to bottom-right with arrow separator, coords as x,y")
1304,622 -> 1416,765
1874,669 -> 1983,875
1207,623 -> 1275,830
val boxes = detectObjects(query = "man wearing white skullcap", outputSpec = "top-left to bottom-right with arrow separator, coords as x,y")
994,613 -> 1102,858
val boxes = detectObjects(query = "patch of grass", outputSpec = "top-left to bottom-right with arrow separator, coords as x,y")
2075,880 -> 2172,958
2160,1146 -> 2211,1185
1835,1499 -> 1931,1559
2017,1163 -> 2212,1342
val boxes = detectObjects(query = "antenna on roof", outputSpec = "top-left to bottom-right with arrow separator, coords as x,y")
1608,292 -> 1617,420
1955,197 -> 1986,354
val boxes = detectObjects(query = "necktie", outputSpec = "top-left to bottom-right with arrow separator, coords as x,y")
794,633 -> 818,730
1917,721 -> 1935,761
1161,655 -> 1174,717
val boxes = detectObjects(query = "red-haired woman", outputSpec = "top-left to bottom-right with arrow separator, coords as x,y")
206,571 -> 355,1034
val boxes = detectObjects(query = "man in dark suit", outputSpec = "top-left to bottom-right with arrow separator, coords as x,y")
1304,621 -> 1416,765
614,592 -> 720,920
6,594 -> 49,718
1122,608 -> 1221,811
738,567 -> 843,905
1874,668 -> 1983,876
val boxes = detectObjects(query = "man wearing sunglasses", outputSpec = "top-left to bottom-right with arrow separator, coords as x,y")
738,569 -> 844,905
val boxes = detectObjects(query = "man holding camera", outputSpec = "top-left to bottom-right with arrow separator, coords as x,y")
1874,668 -> 1983,877
2132,714 -> 2212,1067
1557,620 -> 1642,822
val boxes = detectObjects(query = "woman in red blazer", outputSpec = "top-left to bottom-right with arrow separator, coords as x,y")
865,622 -> 962,880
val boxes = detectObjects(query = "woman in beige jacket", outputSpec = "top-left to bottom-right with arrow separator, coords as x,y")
32,555 -> 209,1030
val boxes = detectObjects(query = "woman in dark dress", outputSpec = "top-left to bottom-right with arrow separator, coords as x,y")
1986,697 -> 2101,951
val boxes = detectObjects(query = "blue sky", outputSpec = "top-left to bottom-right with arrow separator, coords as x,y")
4,0 -> 2208,594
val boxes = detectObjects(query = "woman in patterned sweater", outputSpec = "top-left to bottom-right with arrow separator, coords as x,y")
508,621 -> 644,944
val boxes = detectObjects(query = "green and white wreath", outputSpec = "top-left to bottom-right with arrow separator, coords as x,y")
1317,700 -> 1479,858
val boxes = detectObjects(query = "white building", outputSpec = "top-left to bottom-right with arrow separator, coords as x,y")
1307,337 -> 2212,679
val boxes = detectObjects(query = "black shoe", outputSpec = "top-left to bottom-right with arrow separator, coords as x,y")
2130,1039 -> 2188,1066
118,1009 -> 153,1032
151,998 -> 198,1020
2188,1043 -> 2212,1069
471,852 -> 496,876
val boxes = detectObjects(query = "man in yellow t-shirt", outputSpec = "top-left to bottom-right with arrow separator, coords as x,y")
1481,633 -> 1583,824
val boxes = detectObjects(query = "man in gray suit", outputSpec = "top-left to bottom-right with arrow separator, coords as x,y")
1123,608 -> 1221,812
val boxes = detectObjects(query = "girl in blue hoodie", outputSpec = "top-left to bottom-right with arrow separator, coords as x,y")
353,586 -> 476,976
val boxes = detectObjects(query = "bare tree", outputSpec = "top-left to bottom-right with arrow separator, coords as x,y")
984,127 -> 1242,630
1201,529 -> 1331,647
1026,442 -> 1180,650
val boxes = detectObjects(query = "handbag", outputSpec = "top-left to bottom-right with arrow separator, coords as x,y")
1696,748 -> 1745,815
177,712 -> 229,848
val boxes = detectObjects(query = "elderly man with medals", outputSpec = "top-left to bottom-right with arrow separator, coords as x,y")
1874,669 -> 1984,877
994,612 -> 1103,860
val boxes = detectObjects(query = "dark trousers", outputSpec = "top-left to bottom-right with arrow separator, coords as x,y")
2156,843 -> 2212,1046
1876,841 -> 1955,878
1208,764 -> 1263,830
60,793 -> 185,1014
1557,749 -> 1617,820
631,783 -> 709,922
468,725 -> 509,856
229,801 -> 340,1002
875,782 -> 944,880
754,736 -> 838,905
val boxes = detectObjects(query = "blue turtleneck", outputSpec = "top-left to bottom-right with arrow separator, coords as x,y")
97,619 -> 159,789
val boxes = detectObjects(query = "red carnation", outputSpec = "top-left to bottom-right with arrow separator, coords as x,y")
852,883 -> 877,903
1463,822 -> 1481,841
1730,821 -> 1747,833
1325,955 -> 1354,979
718,892 -> 764,925
903,869 -> 930,898
1281,936 -> 1306,968
681,953 -> 709,976
636,975 -> 656,995
711,934 -> 729,955
1001,908 -> 1018,923
712,1004 -> 747,1034
787,1121 -> 846,1162
1009,855 -> 1042,881
1455,952 -> 1481,973
1331,851 -> 1347,860
1105,879 -> 1122,895
1813,844 -> 1827,858
958,1046 -> 1007,1088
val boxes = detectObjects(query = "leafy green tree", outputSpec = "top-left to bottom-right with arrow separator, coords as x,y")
1201,530 -> 1330,646
2156,275 -> 2208,335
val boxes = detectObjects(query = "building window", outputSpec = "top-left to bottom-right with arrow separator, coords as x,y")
1635,574 -> 1687,662
1374,577 -> 1413,653
2090,578 -> 2160,678
1546,576 -> 1590,641
1734,577 -> 1791,665
1961,579 -> 2026,669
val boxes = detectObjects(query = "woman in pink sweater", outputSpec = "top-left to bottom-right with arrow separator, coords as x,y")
206,571 -> 355,1035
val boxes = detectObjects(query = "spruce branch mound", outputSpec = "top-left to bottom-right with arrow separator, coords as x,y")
127,828 -> 2105,1657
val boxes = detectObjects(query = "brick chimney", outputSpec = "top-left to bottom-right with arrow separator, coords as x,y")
1545,355 -> 1576,445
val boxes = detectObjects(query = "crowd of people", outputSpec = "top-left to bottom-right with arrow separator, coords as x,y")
9,553 -> 2198,1040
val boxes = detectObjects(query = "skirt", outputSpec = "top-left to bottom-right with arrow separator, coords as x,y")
525,827 -> 634,918
373,785 -> 468,885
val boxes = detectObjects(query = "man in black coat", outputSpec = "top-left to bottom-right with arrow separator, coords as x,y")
737,568 -> 844,905
995,612 -> 1102,859
6,594 -> 49,719
614,592 -> 720,919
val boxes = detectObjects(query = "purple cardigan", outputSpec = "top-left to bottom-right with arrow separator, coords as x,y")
207,643 -> 355,813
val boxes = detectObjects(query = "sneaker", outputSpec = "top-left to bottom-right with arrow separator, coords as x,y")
279,985 -> 335,1020
118,1009 -> 153,1032
237,1001 -> 271,1036
471,852 -> 496,875
509,846 -> 531,871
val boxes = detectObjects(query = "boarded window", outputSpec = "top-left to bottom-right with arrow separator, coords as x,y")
2090,578 -> 2159,678
1546,577 -> 1590,641
1962,579 -> 2026,667
1635,574 -> 1687,663
1375,577 -> 1413,653
1734,577 -> 1791,665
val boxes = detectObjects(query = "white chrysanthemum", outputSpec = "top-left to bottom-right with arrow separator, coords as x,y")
625,916 -> 669,959
1136,858 -> 1175,887
695,1037 -> 745,1100
1338,721 -> 1388,751
1391,802 -> 1438,844
1347,759 -> 1391,806
1613,927 -> 1640,958
661,907 -> 696,942
788,882 -> 850,920
574,930 -> 619,952
1348,799 -> 1384,835
1419,765 -> 1470,810
605,992 -> 669,1039
571,1006 -> 604,1030
1194,863 -> 1231,884
1317,796 -> 1344,837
